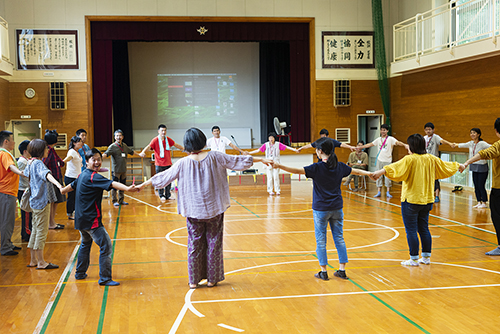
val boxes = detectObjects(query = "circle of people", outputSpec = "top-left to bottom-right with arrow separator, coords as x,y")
1,118 -> 499,287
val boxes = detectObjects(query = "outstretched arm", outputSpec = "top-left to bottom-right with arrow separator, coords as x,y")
297,143 -> 312,152
358,142 -> 375,150
340,143 -> 354,150
112,181 -> 138,192
350,169 -> 372,177
247,149 -> 261,155
461,153 -> 482,172
229,142 -> 246,155
173,143 -> 184,151
271,161 -> 305,175
285,145 -> 299,153
46,173 -> 63,190
9,164 -> 26,177
138,144 -> 151,158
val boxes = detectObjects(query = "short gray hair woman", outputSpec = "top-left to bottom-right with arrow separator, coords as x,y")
139,128 -> 269,288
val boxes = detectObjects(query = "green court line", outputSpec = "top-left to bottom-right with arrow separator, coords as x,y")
39,248 -> 80,334
349,197 -> 497,245
348,278 -> 431,334
97,205 -> 121,333
230,197 -> 260,218
319,257 -> 431,334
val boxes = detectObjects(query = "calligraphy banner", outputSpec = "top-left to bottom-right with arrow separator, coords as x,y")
16,29 -> 79,70
322,31 -> 374,68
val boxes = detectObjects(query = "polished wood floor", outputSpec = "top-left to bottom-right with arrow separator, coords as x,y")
1,180 -> 499,334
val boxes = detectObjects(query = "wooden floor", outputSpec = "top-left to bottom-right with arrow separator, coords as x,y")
1,179 -> 500,334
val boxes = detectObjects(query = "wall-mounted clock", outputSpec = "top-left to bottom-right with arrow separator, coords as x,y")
25,88 -> 36,99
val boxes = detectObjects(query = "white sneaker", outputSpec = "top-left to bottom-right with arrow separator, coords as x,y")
478,203 -> 488,208
473,203 -> 481,208
401,259 -> 419,266
160,196 -> 166,203
269,192 -> 275,196
418,257 -> 431,265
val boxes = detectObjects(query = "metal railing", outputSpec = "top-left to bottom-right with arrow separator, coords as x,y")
393,0 -> 500,62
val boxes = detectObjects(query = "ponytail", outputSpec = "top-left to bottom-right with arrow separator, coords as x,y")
313,137 -> 338,169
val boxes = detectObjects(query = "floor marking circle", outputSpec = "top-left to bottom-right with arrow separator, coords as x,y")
165,218 -> 399,253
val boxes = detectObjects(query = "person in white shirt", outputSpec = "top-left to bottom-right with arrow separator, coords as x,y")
423,122 -> 454,203
357,124 -> 407,198
453,128 -> 491,208
63,136 -> 83,220
248,132 -> 298,195
206,126 -> 246,155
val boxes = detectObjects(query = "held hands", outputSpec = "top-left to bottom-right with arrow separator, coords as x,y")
459,163 -> 467,173
262,159 -> 273,167
138,152 -> 146,158
371,169 -> 384,181
127,185 -> 139,193
451,143 -> 457,149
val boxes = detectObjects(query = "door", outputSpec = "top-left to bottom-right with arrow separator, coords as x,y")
357,115 -> 383,171
5,120 -> 42,158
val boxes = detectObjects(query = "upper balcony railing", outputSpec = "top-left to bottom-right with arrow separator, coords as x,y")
393,0 -> 500,62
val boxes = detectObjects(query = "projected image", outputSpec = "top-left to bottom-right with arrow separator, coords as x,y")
158,74 -> 237,127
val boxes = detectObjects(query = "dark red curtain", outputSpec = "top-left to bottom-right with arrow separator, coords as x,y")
91,21 -> 310,146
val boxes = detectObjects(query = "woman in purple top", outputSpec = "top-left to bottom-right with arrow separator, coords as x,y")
139,128 -> 270,288
271,137 -> 372,281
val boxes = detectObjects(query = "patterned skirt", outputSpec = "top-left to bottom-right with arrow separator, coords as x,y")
186,213 -> 225,285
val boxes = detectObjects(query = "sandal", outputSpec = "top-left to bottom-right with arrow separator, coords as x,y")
207,282 -> 218,288
49,224 -> 65,230
189,283 -> 198,289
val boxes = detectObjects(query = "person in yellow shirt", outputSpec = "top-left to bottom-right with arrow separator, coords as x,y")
372,134 -> 461,266
462,118 -> 500,256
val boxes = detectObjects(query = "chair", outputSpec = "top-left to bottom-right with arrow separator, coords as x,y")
348,174 -> 367,191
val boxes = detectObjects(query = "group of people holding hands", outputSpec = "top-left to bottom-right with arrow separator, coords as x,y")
2,117 -> 500,289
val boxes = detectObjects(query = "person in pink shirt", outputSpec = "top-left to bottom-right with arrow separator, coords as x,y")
248,132 -> 298,195
139,124 -> 184,203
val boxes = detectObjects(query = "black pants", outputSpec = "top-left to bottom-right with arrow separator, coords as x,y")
65,176 -> 77,215
17,190 -> 32,241
489,188 -> 500,245
472,171 -> 488,203
155,165 -> 171,198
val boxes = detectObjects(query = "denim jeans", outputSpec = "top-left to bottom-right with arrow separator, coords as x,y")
75,226 -> 113,284
313,209 -> 348,266
155,165 -> 171,198
401,201 -> 433,260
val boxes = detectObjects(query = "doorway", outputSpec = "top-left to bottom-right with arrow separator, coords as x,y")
357,114 -> 383,172
4,120 -> 42,158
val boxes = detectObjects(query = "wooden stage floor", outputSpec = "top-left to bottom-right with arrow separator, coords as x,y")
1,180 -> 499,333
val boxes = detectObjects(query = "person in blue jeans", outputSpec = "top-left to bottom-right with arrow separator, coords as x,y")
61,148 -> 138,286
272,137 -> 372,280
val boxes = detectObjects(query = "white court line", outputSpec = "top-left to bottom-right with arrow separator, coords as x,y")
347,190 -> 496,235
33,244 -> 80,334
125,194 -> 177,214
170,258 -> 500,332
192,282 -> 500,304
218,324 -> 245,332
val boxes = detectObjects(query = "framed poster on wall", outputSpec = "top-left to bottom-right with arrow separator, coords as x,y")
322,31 -> 374,69
16,29 -> 79,70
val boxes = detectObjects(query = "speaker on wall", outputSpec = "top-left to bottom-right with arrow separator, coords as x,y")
50,82 -> 67,110
334,79 -> 350,107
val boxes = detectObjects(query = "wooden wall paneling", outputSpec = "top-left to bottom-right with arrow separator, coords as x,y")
0,78 -> 9,129
315,79 -> 385,164
390,54 -> 500,161
9,82 -> 89,164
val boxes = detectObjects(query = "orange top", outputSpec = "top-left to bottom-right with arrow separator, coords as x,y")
0,151 -> 19,196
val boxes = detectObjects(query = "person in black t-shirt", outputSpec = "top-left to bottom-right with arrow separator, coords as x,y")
298,129 -> 354,161
61,148 -> 138,286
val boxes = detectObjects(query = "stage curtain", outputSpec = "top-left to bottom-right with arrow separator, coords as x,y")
259,42 -> 291,143
112,41 -> 134,145
91,21 -> 311,146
